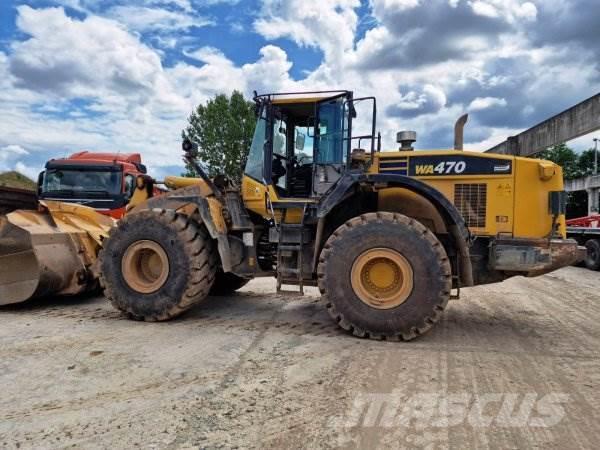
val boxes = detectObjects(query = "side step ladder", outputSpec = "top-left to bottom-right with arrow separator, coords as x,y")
276,205 -> 308,295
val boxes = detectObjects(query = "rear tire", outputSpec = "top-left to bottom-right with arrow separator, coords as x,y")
209,271 -> 250,295
585,239 -> 600,271
317,212 -> 451,341
99,209 -> 217,321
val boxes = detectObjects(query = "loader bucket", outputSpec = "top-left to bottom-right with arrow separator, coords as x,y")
0,202 -> 114,305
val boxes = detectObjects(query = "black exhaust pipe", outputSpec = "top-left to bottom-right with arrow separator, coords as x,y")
454,114 -> 469,151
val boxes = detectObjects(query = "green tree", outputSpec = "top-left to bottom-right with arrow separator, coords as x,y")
182,91 -> 256,183
576,148 -> 599,177
536,143 -> 600,218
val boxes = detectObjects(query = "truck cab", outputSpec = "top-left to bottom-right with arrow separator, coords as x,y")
38,151 -> 149,219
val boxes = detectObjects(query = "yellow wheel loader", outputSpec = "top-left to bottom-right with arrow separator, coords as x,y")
0,201 -> 114,305
103,91 -> 578,339
0,175 -> 211,305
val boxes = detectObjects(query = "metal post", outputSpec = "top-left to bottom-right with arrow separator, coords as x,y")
594,138 -> 598,175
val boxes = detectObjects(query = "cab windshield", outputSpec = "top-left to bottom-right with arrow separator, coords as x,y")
43,169 -> 122,196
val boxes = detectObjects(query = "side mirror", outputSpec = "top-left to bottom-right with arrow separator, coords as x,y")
37,171 -> 44,197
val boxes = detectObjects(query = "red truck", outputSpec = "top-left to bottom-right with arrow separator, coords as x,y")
567,215 -> 600,271
37,151 -> 151,219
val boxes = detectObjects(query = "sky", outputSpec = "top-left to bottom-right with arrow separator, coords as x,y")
0,0 -> 599,179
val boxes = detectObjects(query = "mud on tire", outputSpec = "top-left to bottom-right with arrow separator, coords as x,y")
99,209 -> 217,321
317,212 -> 452,341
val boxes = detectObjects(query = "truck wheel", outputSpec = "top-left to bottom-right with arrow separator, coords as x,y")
585,239 -> 600,271
317,212 -> 451,341
99,209 -> 217,321
210,271 -> 250,295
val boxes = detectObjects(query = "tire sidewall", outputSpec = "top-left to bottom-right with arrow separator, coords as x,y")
101,211 -> 193,318
321,216 -> 450,335
585,239 -> 600,271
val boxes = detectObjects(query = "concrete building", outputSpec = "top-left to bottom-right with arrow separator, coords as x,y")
565,174 -> 600,214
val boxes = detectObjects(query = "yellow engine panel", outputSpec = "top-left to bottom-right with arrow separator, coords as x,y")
371,150 -> 565,240
513,157 -> 566,239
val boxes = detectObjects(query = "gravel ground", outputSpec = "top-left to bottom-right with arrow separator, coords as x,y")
0,266 -> 599,449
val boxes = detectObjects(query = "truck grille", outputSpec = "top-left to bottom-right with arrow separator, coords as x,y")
454,183 -> 487,228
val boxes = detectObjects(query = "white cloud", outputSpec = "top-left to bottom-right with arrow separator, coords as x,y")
0,5 -> 264,175
372,0 -> 421,11
1,6 -> 303,175
389,84 -> 448,117
11,6 -> 166,99
469,0 -> 537,23
254,0 -> 360,64
0,145 -> 30,174
242,45 -> 294,94
106,6 -> 214,33
14,161 -> 40,180
469,96 -> 508,110
1,145 -> 28,157
471,1 -> 499,18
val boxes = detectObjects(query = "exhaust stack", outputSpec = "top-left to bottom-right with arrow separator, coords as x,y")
454,114 -> 469,150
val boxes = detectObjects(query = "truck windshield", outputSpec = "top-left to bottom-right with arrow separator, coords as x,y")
43,169 -> 122,196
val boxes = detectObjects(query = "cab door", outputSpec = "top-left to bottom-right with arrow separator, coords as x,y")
241,104 -> 271,218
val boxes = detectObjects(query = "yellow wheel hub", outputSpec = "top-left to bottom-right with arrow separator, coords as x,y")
351,248 -> 414,309
122,240 -> 170,294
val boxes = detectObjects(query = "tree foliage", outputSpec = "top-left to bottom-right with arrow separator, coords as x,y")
536,143 -> 599,218
537,143 -> 598,180
182,91 -> 256,182
576,149 -> 598,177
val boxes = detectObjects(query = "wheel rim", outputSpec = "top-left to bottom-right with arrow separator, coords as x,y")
121,240 -> 170,294
351,248 -> 414,309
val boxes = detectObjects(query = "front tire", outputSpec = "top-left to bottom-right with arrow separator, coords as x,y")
317,212 -> 451,341
99,209 -> 217,321
585,239 -> 600,271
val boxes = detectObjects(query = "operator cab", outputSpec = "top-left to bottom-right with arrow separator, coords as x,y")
244,91 -> 377,206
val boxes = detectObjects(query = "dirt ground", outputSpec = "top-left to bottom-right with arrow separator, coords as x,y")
1,266 -> 599,449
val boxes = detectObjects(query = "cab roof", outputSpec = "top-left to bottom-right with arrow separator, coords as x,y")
254,90 -> 351,105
